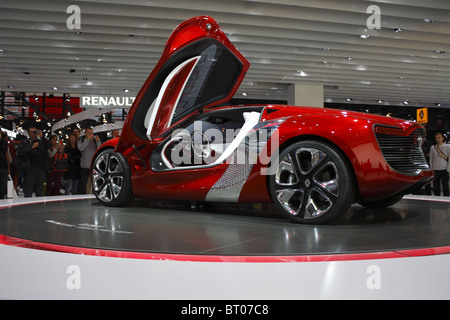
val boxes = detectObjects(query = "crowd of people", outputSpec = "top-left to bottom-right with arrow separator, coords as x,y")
0,126 -> 120,199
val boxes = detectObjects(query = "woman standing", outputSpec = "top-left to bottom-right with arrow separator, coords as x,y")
64,133 -> 81,195
46,135 -> 59,196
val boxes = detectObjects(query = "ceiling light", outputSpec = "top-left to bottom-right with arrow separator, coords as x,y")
403,100 -> 409,105
394,28 -> 403,33
52,86 -> 58,91
346,98 -> 352,102
423,19 -> 434,23
346,57 -> 353,60
297,70 -> 308,77
124,89 -> 130,93
7,84 -> 13,89
242,92 -> 248,96
83,77 -> 88,80
0,49 -> 3,53
360,34 -> 370,39
434,50 -> 445,54
378,99 -> 384,104
436,103 -> 441,107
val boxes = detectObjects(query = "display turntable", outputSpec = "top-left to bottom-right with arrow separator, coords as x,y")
0,194 -> 449,262
2,194 -> 450,300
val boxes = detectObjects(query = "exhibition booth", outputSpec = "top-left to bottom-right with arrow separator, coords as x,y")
1,2 -> 450,302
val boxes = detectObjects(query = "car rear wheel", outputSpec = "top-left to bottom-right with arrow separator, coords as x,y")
269,140 -> 355,224
92,149 -> 134,206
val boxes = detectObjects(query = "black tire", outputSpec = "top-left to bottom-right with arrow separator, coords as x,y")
269,140 -> 355,224
91,148 -> 134,206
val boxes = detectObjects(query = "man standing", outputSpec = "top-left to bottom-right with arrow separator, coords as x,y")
430,132 -> 450,196
77,127 -> 101,194
0,131 -> 9,198
17,126 -> 51,197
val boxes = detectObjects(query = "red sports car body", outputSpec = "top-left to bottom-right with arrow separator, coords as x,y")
91,16 -> 432,224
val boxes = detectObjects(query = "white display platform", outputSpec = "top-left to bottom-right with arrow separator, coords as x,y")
1,242 -> 450,300
0,195 -> 449,300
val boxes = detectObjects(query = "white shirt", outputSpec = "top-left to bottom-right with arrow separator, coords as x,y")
430,143 -> 450,172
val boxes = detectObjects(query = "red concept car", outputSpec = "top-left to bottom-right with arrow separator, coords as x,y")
91,16 -> 432,224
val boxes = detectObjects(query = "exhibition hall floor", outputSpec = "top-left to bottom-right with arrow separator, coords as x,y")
0,195 -> 449,261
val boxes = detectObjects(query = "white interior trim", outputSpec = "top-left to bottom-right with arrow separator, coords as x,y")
145,56 -> 200,140
161,111 -> 261,170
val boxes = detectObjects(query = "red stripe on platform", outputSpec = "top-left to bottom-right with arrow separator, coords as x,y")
1,234 -> 450,263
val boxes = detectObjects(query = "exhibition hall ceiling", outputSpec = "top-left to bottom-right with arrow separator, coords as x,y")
1,0 -> 449,108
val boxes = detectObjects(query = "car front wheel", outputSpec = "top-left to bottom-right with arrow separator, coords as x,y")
92,149 -> 134,206
269,140 -> 355,224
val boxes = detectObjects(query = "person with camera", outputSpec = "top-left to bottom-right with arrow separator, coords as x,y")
0,131 -> 9,199
16,125 -> 51,197
64,133 -> 81,195
77,127 -> 101,194
46,135 -> 69,196
430,132 -> 450,196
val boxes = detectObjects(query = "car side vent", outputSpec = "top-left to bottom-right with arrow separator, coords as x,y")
375,126 -> 429,176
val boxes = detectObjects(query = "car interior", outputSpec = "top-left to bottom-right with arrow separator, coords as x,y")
150,107 -> 264,171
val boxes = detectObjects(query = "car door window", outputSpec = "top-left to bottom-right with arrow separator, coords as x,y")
132,38 -> 245,141
145,56 -> 200,139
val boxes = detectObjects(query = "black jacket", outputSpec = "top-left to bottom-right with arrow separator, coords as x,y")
64,145 -> 81,179
0,139 -> 8,169
17,138 -> 51,171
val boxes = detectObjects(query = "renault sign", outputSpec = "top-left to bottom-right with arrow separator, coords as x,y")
80,95 -> 135,108
417,107 -> 428,124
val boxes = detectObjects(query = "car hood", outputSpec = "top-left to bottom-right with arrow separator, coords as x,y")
264,105 -> 420,130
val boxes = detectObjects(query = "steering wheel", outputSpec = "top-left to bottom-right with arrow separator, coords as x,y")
191,131 -> 211,159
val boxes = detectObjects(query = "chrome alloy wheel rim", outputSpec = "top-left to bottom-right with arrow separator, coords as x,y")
92,153 -> 124,202
274,147 -> 339,219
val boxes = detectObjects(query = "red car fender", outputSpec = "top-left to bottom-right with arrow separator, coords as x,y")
90,137 -> 119,171
240,113 -> 425,203
239,113 -> 375,203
